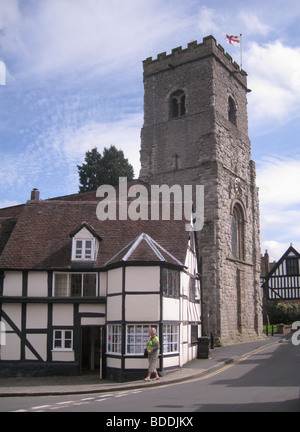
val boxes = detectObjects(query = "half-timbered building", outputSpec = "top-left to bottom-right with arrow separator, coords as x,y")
0,186 -> 201,380
262,245 -> 300,301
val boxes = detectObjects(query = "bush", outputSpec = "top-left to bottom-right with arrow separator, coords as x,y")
263,300 -> 300,325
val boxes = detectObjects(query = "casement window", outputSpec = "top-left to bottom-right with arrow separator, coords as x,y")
72,239 -> 96,261
232,204 -> 245,261
53,330 -> 73,351
126,324 -> 157,355
162,268 -> 180,298
107,324 -> 122,355
163,324 -> 179,353
53,273 -> 98,297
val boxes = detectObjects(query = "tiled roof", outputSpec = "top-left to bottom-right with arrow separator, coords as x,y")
0,189 -> 191,270
105,233 -> 185,267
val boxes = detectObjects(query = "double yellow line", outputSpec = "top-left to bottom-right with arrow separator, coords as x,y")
197,341 -> 280,381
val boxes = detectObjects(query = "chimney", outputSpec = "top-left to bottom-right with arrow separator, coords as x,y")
30,188 -> 40,201
263,250 -> 270,275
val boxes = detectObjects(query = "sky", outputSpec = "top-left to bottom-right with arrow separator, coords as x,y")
0,0 -> 300,262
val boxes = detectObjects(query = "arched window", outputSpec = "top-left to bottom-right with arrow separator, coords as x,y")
232,204 -> 244,260
170,90 -> 186,118
228,96 -> 237,125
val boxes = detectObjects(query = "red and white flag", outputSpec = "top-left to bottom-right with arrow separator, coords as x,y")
225,34 -> 241,47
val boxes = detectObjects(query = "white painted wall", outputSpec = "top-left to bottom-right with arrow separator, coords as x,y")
107,295 -> 122,321
125,294 -> 160,321
125,267 -> 160,292
163,297 -> 180,321
26,334 -> 47,361
26,304 -> 48,329
107,268 -> 123,294
28,272 -> 48,297
52,304 -> 74,326
3,272 -> 22,296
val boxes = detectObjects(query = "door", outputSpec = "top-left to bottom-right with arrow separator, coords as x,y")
80,327 -> 106,377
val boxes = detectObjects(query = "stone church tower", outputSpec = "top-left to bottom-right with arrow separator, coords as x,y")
139,35 -> 263,345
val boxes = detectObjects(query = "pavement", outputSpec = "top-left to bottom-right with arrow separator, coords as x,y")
0,335 -> 289,397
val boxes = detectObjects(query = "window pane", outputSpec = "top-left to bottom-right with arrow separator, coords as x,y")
126,324 -> 157,355
70,274 -> 82,296
287,258 -> 299,276
65,339 -> 72,349
163,324 -> 179,353
75,240 -> 83,259
54,274 -> 68,297
65,331 -> 72,340
85,240 -> 92,259
232,213 -> 237,259
83,274 -> 96,297
54,339 -> 62,349
107,325 -> 122,354
54,330 -> 62,339
162,269 -> 180,298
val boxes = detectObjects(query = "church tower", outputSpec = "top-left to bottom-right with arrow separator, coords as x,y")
140,36 -> 262,344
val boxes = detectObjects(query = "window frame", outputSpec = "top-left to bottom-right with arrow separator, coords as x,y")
107,324 -> 122,355
52,329 -> 73,352
232,204 -> 245,261
162,324 -> 179,354
286,258 -> 299,276
53,272 -> 98,297
72,238 -> 96,261
191,325 -> 199,345
162,268 -> 180,298
169,90 -> 186,119
126,324 -> 158,356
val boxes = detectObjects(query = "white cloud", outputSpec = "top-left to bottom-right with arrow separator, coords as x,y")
0,0 -> 188,80
257,157 -> 300,206
257,157 -> 300,260
0,199 -> 20,209
0,112 -> 143,200
247,41 -> 300,129
261,240 -> 297,263
197,7 -> 221,35
52,113 -> 143,177
238,11 -> 272,36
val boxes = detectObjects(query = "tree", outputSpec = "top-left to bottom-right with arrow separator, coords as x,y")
77,146 -> 135,192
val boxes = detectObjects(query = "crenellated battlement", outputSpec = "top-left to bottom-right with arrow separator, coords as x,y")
143,35 -> 247,87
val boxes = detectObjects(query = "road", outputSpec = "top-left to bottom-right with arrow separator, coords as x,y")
1,339 -> 299,414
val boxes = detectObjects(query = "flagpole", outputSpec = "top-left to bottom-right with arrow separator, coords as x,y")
240,34 -> 243,70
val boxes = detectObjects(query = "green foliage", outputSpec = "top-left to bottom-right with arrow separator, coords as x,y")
264,300 -> 300,325
78,146 -> 135,192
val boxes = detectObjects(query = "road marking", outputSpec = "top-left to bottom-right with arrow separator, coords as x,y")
11,388 -> 146,412
31,405 -> 51,410
56,400 -> 75,405
197,342 -> 281,381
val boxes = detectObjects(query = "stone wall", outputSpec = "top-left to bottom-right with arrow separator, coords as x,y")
140,35 -> 263,345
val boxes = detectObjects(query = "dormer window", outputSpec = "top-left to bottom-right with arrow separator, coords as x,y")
70,223 -> 101,262
74,239 -> 93,260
